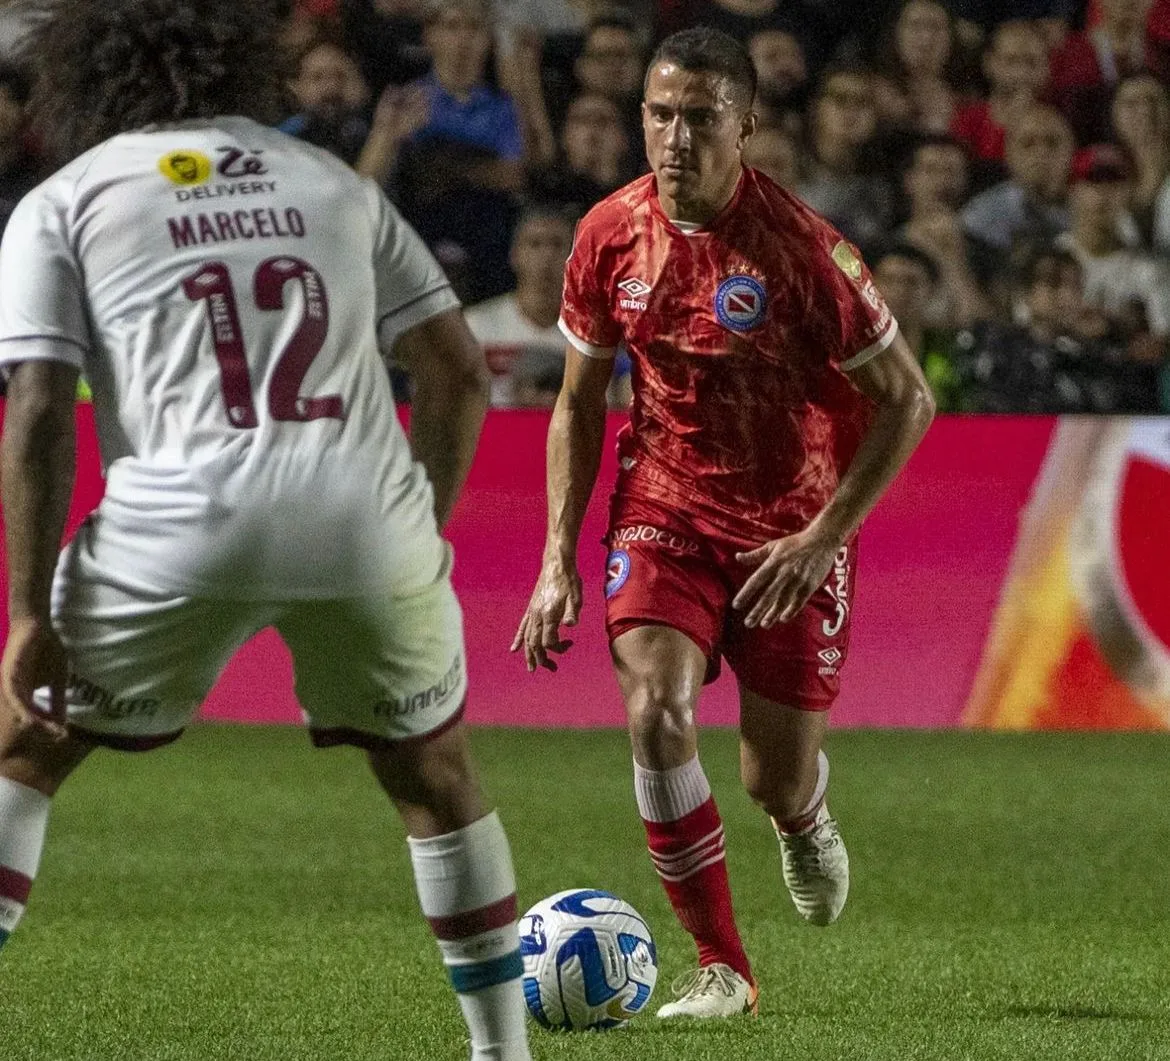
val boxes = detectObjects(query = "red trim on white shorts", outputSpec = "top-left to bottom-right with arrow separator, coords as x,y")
308,701 -> 467,752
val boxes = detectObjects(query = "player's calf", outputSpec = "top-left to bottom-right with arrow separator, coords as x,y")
371,726 -> 532,1061
0,776 -> 48,951
0,717 -> 91,953
409,811 -> 530,1061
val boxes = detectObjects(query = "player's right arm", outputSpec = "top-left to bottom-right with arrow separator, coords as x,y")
511,207 -> 622,673
512,346 -> 612,672
0,182 -> 89,739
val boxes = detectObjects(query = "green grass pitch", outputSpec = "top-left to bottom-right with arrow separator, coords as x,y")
3,725 -> 1170,1061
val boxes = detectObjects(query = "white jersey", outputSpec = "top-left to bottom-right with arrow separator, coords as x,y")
0,116 -> 458,598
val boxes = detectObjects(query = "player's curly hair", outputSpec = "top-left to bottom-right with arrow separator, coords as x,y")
30,0 -> 291,161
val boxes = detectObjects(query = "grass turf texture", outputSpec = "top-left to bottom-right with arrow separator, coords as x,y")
3,726 -> 1170,1061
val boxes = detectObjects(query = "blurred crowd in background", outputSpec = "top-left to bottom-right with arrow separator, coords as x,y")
1,0 -> 1169,412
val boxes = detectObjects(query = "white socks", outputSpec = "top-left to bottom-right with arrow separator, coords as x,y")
0,778 -> 50,948
408,811 -> 531,1061
633,756 -> 712,823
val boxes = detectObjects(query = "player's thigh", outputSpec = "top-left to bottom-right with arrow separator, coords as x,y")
605,497 -> 728,686
48,546 -> 266,749
723,537 -> 857,713
611,625 -> 711,769
275,572 -> 467,748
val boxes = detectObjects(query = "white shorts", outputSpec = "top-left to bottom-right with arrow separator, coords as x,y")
34,537 -> 468,751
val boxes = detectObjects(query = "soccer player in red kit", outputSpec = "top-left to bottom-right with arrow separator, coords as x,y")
513,28 -> 936,1018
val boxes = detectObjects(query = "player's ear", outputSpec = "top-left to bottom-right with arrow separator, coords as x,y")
737,109 -> 758,150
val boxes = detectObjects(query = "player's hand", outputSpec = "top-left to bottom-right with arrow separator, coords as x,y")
732,529 -> 840,630
511,560 -> 583,673
0,617 -> 70,741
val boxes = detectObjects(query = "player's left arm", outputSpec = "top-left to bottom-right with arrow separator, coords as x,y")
0,359 -> 79,737
368,181 -> 490,529
814,331 -> 937,542
733,332 -> 936,629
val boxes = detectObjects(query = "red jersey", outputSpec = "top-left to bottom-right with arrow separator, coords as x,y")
950,101 -> 1006,163
559,167 -> 897,537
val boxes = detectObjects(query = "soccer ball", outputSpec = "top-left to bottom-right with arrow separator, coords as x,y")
518,888 -> 658,1031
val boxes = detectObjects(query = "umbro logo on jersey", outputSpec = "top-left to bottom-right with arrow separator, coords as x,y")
617,277 -> 651,310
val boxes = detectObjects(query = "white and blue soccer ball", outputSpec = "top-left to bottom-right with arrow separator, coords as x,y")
518,888 -> 658,1031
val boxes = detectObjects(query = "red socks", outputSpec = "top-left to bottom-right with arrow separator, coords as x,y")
634,758 -> 753,983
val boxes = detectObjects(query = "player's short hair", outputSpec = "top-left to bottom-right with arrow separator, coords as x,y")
30,0 -> 289,161
646,28 -> 758,110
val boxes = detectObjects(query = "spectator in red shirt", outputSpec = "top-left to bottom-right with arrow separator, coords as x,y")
1050,0 -> 1156,141
951,20 -> 1050,167
1149,0 -> 1170,79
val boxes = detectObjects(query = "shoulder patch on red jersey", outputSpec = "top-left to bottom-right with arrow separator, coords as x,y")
831,241 -> 863,281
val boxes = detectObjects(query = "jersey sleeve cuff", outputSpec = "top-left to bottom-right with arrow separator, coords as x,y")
840,319 -> 899,373
558,317 -> 617,360
0,335 -> 87,372
378,286 -> 461,350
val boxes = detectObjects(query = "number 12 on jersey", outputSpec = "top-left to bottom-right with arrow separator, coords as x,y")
183,257 -> 343,427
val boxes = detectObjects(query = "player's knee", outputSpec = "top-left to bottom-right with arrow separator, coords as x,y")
624,677 -> 695,758
0,720 -> 90,796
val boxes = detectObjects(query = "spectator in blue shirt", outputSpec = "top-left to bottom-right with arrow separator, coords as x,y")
358,0 -> 526,301
413,0 -> 523,161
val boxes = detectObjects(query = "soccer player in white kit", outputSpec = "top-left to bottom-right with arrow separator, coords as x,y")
0,4 -> 532,1059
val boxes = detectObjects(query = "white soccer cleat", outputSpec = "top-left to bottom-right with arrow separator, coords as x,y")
655,963 -> 759,1019
778,803 -> 849,926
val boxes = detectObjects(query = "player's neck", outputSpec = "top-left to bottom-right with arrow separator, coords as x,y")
658,170 -> 743,227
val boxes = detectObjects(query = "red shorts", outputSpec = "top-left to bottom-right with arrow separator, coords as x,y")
604,496 -> 856,710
